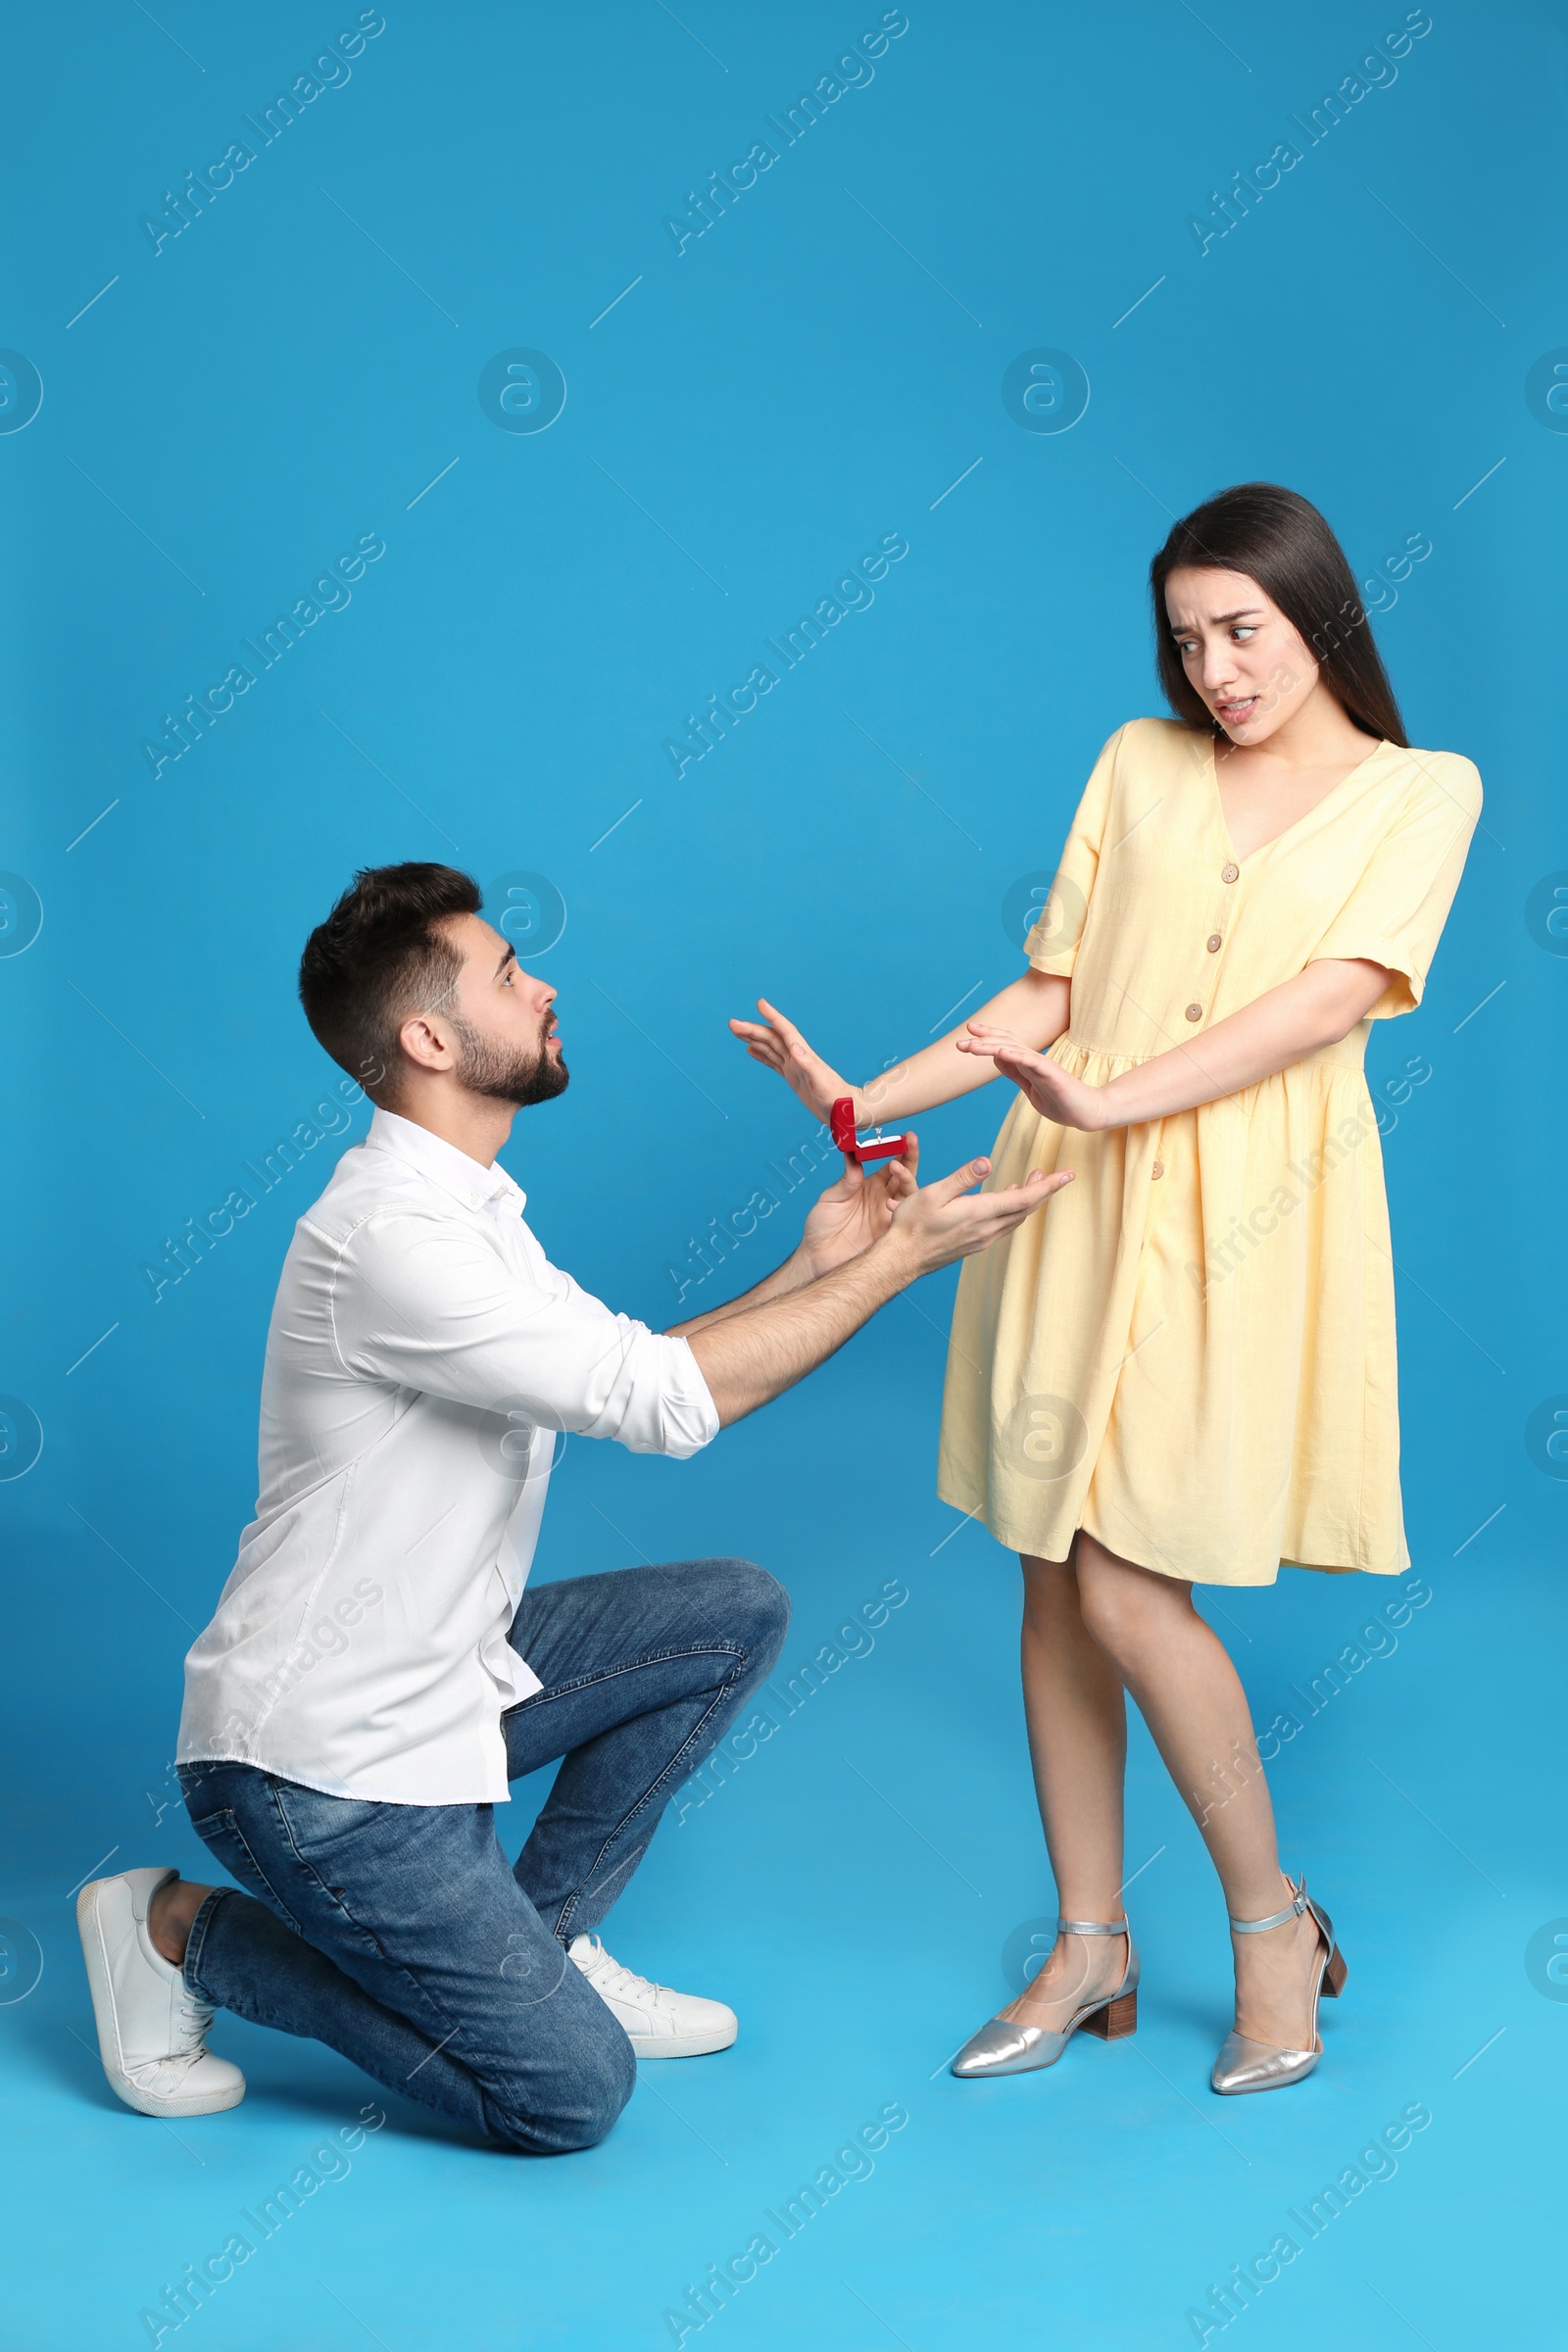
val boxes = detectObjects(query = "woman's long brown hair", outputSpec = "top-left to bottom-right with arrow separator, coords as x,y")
1150,482 -> 1408,748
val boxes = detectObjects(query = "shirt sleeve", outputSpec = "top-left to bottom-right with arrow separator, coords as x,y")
1307,753 -> 1483,1019
329,1213 -> 719,1458
1024,724 -> 1125,976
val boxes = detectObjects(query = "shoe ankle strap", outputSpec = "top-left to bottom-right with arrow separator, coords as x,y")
1228,1877 -> 1307,1934
1056,1916 -> 1128,1936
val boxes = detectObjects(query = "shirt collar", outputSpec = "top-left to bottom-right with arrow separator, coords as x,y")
366,1107 -> 526,1216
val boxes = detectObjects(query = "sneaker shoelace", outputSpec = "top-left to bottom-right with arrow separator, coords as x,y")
129,1984 -> 218,2086
575,1936 -> 668,2010
176,1984 -> 219,2046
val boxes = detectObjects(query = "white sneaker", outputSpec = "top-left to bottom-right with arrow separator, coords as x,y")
76,1866 -> 245,2118
566,1934 -> 738,2058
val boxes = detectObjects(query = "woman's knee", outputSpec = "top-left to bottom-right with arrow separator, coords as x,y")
1075,1548 -> 1190,1663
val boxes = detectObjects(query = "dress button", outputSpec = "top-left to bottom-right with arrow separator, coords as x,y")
1151,1159 -> 1164,1180
1206,933 -> 1222,953
1221,862 -> 1240,884
1185,1003 -> 1202,1022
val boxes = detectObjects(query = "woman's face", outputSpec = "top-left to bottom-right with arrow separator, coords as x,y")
1164,565 -> 1320,745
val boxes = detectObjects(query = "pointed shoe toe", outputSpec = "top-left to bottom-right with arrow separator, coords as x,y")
951,2018 -> 1071,2079
951,1915 -> 1138,2080
1210,2030 -> 1320,2096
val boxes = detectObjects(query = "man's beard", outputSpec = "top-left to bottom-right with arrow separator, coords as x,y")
452,1014 -> 568,1108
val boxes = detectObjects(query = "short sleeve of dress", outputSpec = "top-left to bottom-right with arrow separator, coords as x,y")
1024,725 -> 1126,975
1308,752 -> 1483,1019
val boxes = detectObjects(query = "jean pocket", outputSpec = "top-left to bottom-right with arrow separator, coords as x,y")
269,1781 -> 389,1867
185,1805 -> 304,1934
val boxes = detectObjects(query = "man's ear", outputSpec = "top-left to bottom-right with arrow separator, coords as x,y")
396,1009 -> 454,1076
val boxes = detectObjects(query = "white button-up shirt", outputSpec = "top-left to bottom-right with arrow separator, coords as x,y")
178,1109 -> 718,1803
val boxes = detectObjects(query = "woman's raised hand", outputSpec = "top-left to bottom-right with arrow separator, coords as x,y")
728,999 -> 852,1123
958,1020 -> 1107,1132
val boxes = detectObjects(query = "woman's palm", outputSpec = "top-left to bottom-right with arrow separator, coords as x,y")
728,999 -> 849,1122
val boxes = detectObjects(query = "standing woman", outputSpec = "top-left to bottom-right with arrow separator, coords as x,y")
730,484 -> 1481,2094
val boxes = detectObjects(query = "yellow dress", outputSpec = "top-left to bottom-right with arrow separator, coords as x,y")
936,717 -> 1482,1587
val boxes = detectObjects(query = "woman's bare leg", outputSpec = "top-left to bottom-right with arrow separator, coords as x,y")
1071,1530 -> 1327,2047
998,1544 -> 1131,2029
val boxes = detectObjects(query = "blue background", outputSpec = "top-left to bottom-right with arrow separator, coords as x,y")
1,3 -> 1564,2346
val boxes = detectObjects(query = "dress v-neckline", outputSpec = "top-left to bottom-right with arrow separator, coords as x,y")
1207,734 -> 1391,865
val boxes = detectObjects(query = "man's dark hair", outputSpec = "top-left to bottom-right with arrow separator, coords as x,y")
299,862 -> 481,1102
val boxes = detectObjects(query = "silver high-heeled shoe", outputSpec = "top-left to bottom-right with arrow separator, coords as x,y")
951,1916 -> 1138,2079
1210,1875 -> 1348,2095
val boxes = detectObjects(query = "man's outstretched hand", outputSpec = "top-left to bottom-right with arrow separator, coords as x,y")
802,1138 -> 1072,1281
799,1137 -> 922,1277
883,1152 -> 1071,1278
681,1146 -> 1073,1427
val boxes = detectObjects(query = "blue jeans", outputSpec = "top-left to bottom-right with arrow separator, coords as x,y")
179,1557 -> 788,2154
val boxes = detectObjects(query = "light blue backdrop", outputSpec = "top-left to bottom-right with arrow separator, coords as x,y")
1,5 -> 1563,2348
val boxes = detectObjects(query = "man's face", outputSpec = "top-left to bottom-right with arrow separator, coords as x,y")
436,911 -> 567,1107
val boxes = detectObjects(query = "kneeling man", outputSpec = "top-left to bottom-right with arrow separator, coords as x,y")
78,863 -> 1063,2152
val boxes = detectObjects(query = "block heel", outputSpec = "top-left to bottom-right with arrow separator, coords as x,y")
1081,1987 -> 1138,2039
